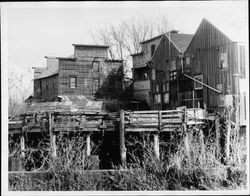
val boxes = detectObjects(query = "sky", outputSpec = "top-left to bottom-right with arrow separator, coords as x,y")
1,1 -> 249,99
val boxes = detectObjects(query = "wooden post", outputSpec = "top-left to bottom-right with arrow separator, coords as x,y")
119,110 -> 126,167
49,113 -> 56,158
20,134 -> 25,158
183,109 -> 190,160
192,90 -> 195,108
153,134 -> 160,160
154,110 -> 162,160
215,116 -> 220,160
225,110 -> 231,163
86,133 -> 91,156
199,129 -> 205,157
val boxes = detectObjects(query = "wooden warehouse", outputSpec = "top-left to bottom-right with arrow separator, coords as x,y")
183,18 -> 246,124
131,31 -> 193,110
33,44 -> 124,102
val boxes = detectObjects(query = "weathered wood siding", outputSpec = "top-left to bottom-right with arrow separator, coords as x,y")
185,18 -> 245,110
133,80 -> 151,103
34,75 -> 59,99
74,46 -> 108,59
58,58 -> 123,98
151,35 -> 181,109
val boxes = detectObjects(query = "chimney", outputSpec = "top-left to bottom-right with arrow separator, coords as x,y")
45,56 -> 59,70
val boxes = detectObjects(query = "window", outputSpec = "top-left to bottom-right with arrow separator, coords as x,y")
46,80 -> 48,90
151,44 -> 155,57
220,52 -> 228,68
143,72 -> 148,80
70,76 -> 77,89
186,57 -> 190,65
151,69 -> 156,80
154,94 -> 161,104
194,75 -> 203,90
93,61 -> 99,72
162,83 -> 166,92
156,84 -> 159,92
166,82 -> 170,92
164,93 -> 169,104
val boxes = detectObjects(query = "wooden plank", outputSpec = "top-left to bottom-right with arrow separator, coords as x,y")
119,110 -> 126,167
125,127 -> 180,132
153,133 -> 160,160
86,134 -> 91,156
215,116 -> 220,159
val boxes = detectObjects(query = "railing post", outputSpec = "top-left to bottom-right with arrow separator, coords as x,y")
183,108 -> 190,160
49,113 -> 57,158
154,110 -> 162,160
119,110 -> 126,167
86,133 -> 91,156
225,109 -> 231,164
215,116 -> 220,160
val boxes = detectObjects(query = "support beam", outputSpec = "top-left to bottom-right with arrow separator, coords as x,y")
215,116 -> 220,160
86,133 -> 91,156
153,133 -> 160,160
49,113 -> 56,158
20,135 -> 25,158
119,110 -> 126,167
225,111 -> 231,163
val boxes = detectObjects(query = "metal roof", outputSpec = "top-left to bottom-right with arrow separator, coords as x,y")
165,33 -> 193,52
22,95 -> 103,114
72,44 -> 109,48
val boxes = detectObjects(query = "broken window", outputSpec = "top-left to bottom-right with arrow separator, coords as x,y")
70,76 -> 77,89
220,52 -> 228,69
151,44 -> 155,57
151,69 -> 156,80
156,84 -> 159,92
164,93 -> 169,104
194,75 -> 203,90
154,94 -> 161,104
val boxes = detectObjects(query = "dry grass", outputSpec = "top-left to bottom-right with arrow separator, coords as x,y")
9,120 -> 247,191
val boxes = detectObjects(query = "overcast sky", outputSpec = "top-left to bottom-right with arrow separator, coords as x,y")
1,1 -> 248,97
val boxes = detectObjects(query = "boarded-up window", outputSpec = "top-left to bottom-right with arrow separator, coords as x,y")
70,76 -> 77,89
164,93 -> 169,104
151,69 -> 156,80
194,75 -> 203,90
186,57 -> 190,65
220,52 -> 228,68
154,94 -> 161,104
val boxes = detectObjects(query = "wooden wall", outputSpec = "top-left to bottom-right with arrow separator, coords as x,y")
34,75 -> 59,99
58,58 -> 123,99
151,35 -> 182,109
74,46 -> 108,59
184,18 -> 245,110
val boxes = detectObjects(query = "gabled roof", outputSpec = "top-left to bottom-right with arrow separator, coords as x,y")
165,33 -> 193,53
